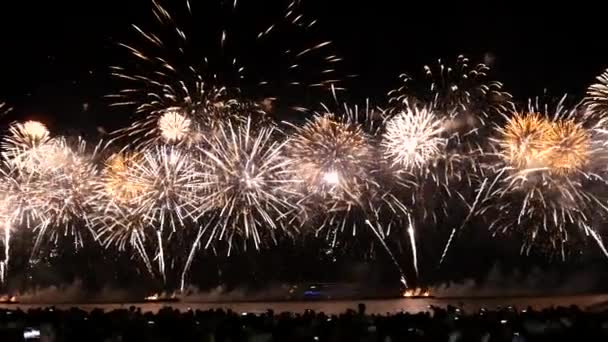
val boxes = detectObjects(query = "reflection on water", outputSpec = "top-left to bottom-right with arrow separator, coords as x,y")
1,294 -> 608,314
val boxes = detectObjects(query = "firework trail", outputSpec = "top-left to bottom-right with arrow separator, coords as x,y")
365,220 -> 407,287
477,97 -> 608,259
109,0 -> 344,148
439,177 -> 488,265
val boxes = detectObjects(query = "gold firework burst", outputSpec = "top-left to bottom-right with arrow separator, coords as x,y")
286,114 -> 372,201
499,113 -> 552,170
544,120 -> 590,175
102,153 -> 145,204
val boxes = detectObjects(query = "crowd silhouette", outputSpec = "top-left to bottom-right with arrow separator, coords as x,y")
0,303 -> 607,341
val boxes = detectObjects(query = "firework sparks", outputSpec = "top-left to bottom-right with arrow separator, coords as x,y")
95,146 -> 202,280
496,112 -> 591,176
544,120 -> 591,175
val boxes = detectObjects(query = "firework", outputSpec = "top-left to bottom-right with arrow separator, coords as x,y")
479,99 -> 607,258
385,56 -> 514,209
0,163 -> 45,282
0,163 -> 42,283
101,152 -> 146,204
585,69 -> 608,119
1,121 -> 57,173
382,106 -> 447,171
285,106 -> 412,285
286,113 -> 375,206
544,120 -> 591,175
158,109 -> 192,143
109,0 -> 343,148
197,118 -> 297,250
92,152 -> 155,275
388,55 -> 513,137
496,113 -> 553,170
0,122 -> 102,256
0,164 -> 43,229
496,111 -> 592,176
98,145 -> 205,279
125,145 -> 204,232
32,137 -> 101,253
385,57 -> 514,266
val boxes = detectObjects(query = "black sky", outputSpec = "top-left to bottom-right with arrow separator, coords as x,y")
1,1 -> 607,126
0,1 -> 607,288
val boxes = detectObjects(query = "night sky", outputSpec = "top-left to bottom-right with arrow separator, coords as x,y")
0,1 -> 607,291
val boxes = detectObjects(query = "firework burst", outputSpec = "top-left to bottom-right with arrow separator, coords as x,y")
96,146 -> 203,280
109,0 -> 343,148
92,152 -> 154,275
496,113 -> 553,170
285,106 -> 413,285
31,137 -> 101,253
388,55 -> 513,137
126,145 -> 203,232
585,68 -> 608,120
158,109 -> 193,144
286,113 -> 375,208
197,118 -> 297,251
479,99 -> 608,258
382,105 -> 447,172
1,121 -> 58,173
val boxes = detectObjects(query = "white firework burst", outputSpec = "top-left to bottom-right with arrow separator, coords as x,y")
1,121 -> 58,173
383,106 -> 447,171
197,117 -> 297,250
127,145 -> 204,232
158,109 -> 192,143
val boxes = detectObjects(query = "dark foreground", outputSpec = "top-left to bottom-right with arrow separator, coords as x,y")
2,302 -> 608,341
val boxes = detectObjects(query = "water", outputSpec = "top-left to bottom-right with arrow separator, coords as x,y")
2,294 -> 607,314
